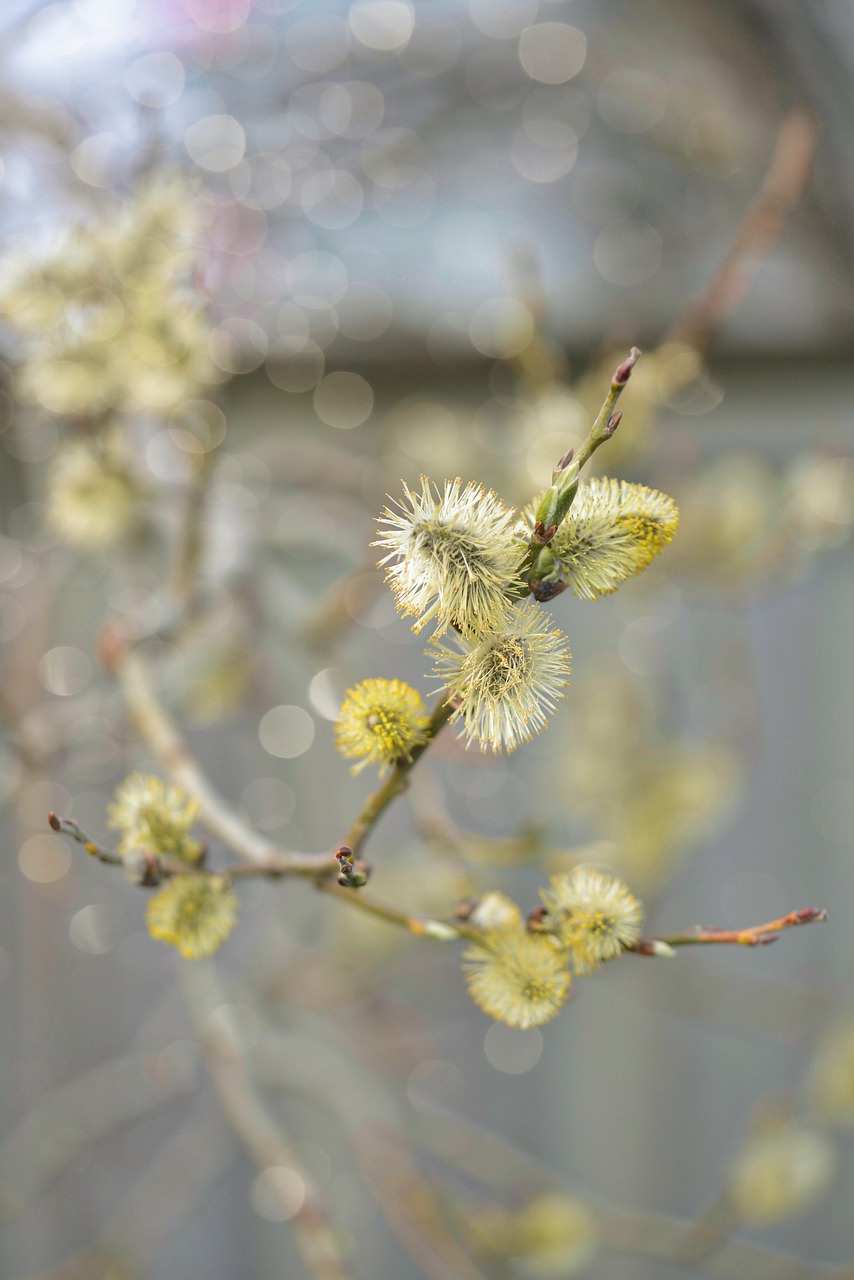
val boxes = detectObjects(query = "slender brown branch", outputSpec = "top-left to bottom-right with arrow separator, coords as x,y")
102,636 -> 336,878
102,631 -> 454,881
632,908 -> 827,953
47,812 -> 123,866
669,109 -> 819,354
181,964 -> 353,1280
168,450 -> 215,603
342,694 -> 456,856
669,1193 -> 737,1267
0,1050 -> 195,1220
357,1123 -> 492,1280
317,880 -> 477,941
411,1098 -> 831,1279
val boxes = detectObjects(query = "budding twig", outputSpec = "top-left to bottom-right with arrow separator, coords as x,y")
102,634 -> 338,878
316,881 -> 476,941
181,963 -> 355,1280
632,908 -> 827,954
48,812 -> 122,866
572,347 -> 640,472
341,694 -> 456,857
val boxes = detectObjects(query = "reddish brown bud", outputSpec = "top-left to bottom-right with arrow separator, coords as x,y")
335,845 -> 354,863
612,346 -> 641,386
48,811 -> 61,831
631,938 -> 658,956
140,852 -> 162,888
605,410 -> 622,436
554,447 -> 575,472
531,521 -> 558,546
452,897 -> 478,921
530,579 -> 568,602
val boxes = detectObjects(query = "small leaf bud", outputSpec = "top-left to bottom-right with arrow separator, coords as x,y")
612,347 -> 641,387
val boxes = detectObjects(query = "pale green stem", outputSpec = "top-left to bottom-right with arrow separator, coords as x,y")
342,694 -> 456,857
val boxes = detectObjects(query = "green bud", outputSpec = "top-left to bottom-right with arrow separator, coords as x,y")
533,459 -> 580,533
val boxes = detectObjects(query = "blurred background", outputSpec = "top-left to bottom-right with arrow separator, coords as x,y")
1,1 -> 853,1277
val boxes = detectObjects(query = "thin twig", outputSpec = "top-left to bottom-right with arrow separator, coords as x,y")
47,813 -> 123,866
342,695 -> 456,856
573,347 -> 641,472
412,1098 -> 833,1279
102,636 -> 337,878
0,1050 -> 195,1220
181,964 -> 354,1280
669,1192 -> 737,1267
316,880 -> 476,941
633,908 -> 827,954
357,1122 -> 492,1280
523,348 -> 640,589
669,108 -> 819,354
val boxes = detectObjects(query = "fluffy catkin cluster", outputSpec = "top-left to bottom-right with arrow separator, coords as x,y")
540,866 -> 643,974
0,176 -> 213,416
353,467 -> 679,759
108,773 -> 203,865
463,867 -> 642,1027
363,476 -> 573,756
809,1022 -> 854,1123
464,928 -> 572,1029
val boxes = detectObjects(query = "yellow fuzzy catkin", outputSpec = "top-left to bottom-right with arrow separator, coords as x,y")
146,874 -> 238,960
47,437 -> 140,549
547,478 -> 678,600
108,773 -> 202,864
335,678 -> 431,774
375,476 -> 524,637
728,1123 -> 836,1225
541,867 -> 643,974
463,927 -> 571,1028
430,602 -> 571,752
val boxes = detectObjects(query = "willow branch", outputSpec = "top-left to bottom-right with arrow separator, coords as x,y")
102,634 -> 336,877
356,1123 -> 492,1280
669,108 -> 819,354
342,694 -> 456,856
0,1049 -> 194,1220
47,812 -> 122,866
316,880 -> 477,941
632,908 -> 827,954
168,449 -> 215,604
181,964 -> 353,1280
412,1098 -> 832,1279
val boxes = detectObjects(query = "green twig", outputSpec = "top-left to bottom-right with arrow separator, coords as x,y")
573,346 -> 641,472
317,880 -> 478,941
342,694 -> 456,857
